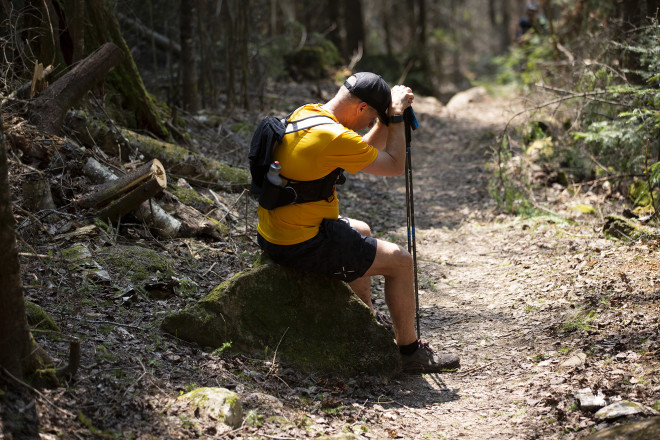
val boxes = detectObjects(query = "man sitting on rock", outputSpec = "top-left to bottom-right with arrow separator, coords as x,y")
256,72 -> 460,374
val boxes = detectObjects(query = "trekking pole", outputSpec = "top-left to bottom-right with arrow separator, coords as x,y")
403,107 -> 420,339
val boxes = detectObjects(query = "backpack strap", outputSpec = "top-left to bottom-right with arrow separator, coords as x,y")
284,115 -> 336,134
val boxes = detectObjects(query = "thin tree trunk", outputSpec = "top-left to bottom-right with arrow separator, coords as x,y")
223,0 -> 236,111
71,0 -> 85,63
499,0 -> 511,53
197,4 -> 208,109
382,1 -> 393,57
0,114 -> 31,379
238,0 -> 250,109
180,0 -> 198,112
343,0 -> 365,57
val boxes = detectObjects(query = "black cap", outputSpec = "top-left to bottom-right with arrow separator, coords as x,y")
344,72 -> 392,125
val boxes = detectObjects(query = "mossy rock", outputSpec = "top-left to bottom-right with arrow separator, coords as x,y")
178,387 -> 243,428
603,215 -> 659,241
25,301 -> 60,333
96,245 -> 176,283
525,136 -> 554,161
161,261 -> 401,377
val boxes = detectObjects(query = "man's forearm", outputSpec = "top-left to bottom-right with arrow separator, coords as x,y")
362,121 -> 389,150
382,122 -> 406,174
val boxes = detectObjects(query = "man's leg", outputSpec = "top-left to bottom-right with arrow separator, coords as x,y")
346,218 -> 375,312
362,238 -> 417,346
344,218 -> 460,372
346,217 -> 417,346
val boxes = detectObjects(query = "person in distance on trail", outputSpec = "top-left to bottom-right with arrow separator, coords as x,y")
516,1 -> 548,43
256,72 -> 460,374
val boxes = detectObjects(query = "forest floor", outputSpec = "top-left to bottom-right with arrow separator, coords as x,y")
2,81 -> 659,440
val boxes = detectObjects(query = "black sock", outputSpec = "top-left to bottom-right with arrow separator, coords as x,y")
399,340 -> 419,356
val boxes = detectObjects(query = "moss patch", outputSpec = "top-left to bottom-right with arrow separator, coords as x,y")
168,185 -> 215,213
628,179 -> 659,208
571,204 -> 596,215
95,244 -> 176,285
603,215 -> 660,241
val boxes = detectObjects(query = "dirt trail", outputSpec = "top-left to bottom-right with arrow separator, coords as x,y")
341,91 -> 659,439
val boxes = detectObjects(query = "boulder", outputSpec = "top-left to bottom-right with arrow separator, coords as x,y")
595,401 -> 658,420
445,86 -> 488,112
585,417 -> 660,440
177,387 -> 243,428
161,259 -> 401,377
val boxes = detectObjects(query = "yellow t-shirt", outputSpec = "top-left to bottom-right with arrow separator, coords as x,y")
257,104 -> 378,245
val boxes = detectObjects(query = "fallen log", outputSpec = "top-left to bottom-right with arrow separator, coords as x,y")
80,157 -> 224,238
28,42 -> 124,135
78,159 -> 166,209
79,159 -> 167,223
65,110 -> 249,192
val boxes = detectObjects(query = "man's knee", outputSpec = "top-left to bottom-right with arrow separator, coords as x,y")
373,240 -> 413,275
392,245 -> 413,270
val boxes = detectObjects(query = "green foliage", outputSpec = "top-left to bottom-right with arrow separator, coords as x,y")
562,309 -> 597,333
570,21 -> 660,181
488,17 -> 660,218
212,341 -> 233,357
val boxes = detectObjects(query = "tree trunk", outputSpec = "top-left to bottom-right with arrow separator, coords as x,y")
223,0 -> 236,111
28,42 -> 124,134
343,0 -> 365,57
0,115 -> 31,379
71,0 -> 85,63
623,0 -> 643,28
499,0 -> 512,53
382,1 -> 393,57
23,0 -> 64,68
238,0 -> 250,109
0,114 -> 55,387
180,0 -> 199,112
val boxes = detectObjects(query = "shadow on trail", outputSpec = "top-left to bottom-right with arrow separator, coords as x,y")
382,374 -> 461,409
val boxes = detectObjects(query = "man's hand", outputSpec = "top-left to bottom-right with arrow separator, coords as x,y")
390,85 -> 414,116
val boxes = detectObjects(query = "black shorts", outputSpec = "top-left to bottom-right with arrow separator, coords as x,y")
257,217 -> 377,283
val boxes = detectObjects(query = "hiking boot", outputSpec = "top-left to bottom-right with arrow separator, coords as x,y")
401,341 -> 460,374
375,311 -> 395,337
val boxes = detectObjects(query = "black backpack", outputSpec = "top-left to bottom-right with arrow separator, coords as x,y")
248,113 -> 346,210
